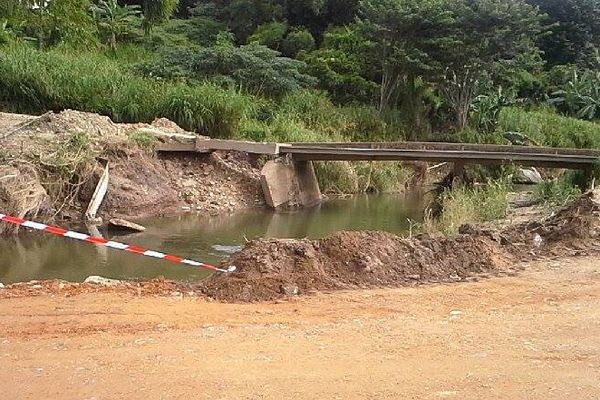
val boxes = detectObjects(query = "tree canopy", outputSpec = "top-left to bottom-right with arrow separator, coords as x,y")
2,0 -> 600,136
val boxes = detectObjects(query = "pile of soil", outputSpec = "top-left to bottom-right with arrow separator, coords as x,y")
0,278 -> 191,299
0,164 -> 47,234
506,190 -> 600,247
90,150 -> 263,220
201,189 -> 600,302
200,231 -> 514,302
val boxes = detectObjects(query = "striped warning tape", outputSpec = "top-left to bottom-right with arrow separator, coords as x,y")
0,213 -> 236,273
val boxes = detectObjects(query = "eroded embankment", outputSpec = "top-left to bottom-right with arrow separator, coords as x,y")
0,110 -> 264,233
2,191 -> 598,302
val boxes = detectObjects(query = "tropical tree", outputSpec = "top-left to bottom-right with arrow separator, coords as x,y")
123,0 -> 178,34
550,67 -> 600,120
301,26 -> 376,103
47,0 -> 99,48
441,0 -> 546,130
138,36 -> 317,97
526,0 -> 600,67
91,0 -> 141,50
358,0 -> 457,134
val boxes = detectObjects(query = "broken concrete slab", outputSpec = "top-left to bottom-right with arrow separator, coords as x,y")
85,162 -> 109,221
515,167 -> 543,184
260,158 -> 322,209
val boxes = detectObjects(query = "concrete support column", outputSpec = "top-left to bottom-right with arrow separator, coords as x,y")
451,161 -> 465,188
293,160 -> 322,207
260,157 -> 322,209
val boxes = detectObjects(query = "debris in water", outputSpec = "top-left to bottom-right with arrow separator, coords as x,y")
108,218 -> 146,233
212,244 -> 243,255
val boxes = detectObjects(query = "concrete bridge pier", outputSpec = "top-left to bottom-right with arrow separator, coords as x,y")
260,157 -> 322,209
451,161 -> 466,188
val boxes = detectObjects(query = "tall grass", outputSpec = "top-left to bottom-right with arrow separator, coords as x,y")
425,180 -> 511,235
0,44 -> 256,137
498,106 -> 600,149
534,177 -> 581,206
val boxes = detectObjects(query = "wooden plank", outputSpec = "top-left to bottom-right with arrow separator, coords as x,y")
85,162 -> 109,221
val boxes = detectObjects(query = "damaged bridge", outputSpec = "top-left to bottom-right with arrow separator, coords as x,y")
158,137 -> 600,209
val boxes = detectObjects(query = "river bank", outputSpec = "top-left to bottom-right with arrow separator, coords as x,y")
0,110 -> 265,232
1,188 -> 598,302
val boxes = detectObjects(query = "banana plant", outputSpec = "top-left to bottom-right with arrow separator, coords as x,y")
91,0 -> 141,51
550,68 -> 600,121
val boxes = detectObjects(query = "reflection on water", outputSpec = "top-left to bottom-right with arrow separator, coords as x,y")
0,194 -> 425,283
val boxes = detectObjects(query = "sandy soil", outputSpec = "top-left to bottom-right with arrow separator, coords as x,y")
0,255 -> 599,399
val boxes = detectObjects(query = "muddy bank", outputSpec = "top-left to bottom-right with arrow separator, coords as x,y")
0,110 -> 263,231
2,190 -> 599,302
201,232 -> 514,302
199,190 -> 600,302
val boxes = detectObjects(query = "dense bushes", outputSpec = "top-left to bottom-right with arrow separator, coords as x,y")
0,43 -> 412,193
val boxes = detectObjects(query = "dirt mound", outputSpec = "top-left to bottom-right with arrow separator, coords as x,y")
201,231 -> 513,302
504,189 -> 600,252
26,110 -> 122,137
100,150 -> 263,219
0,278 -> 189,299
202,190 -> 600,302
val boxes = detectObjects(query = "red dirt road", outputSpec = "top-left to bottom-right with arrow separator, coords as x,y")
0,256 -> 599,399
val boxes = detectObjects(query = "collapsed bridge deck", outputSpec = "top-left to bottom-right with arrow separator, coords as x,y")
158,138 -> 600,208
159,138 -> 600,170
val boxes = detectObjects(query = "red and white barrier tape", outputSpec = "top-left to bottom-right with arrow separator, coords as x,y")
0,213 -> 236,273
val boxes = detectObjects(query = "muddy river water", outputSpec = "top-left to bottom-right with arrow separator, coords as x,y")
0,194 -> 425,283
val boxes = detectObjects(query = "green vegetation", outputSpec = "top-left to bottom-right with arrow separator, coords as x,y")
128,130 -> 158,149
498,107 -> 600,149
2,0 -> 600,196
425,180 -> 512,235
534,177 -> 582,206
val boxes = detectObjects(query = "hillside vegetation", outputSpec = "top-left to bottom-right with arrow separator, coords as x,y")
2,0 -> 600,196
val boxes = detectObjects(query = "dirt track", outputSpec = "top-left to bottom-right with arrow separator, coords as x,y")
1,255 -> 599,399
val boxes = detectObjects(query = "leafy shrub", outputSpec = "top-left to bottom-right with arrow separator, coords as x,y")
137,42 -> 317,97
128,130 -> 158,149
549,67 -> 600,121
281,28 -> 315,57
341,105 -> 388,141
534,177 -> 581,206
425,180 -> 511,235
470,88 -> 514,133
163,17 -> 225,47
247,21 -> 288,49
